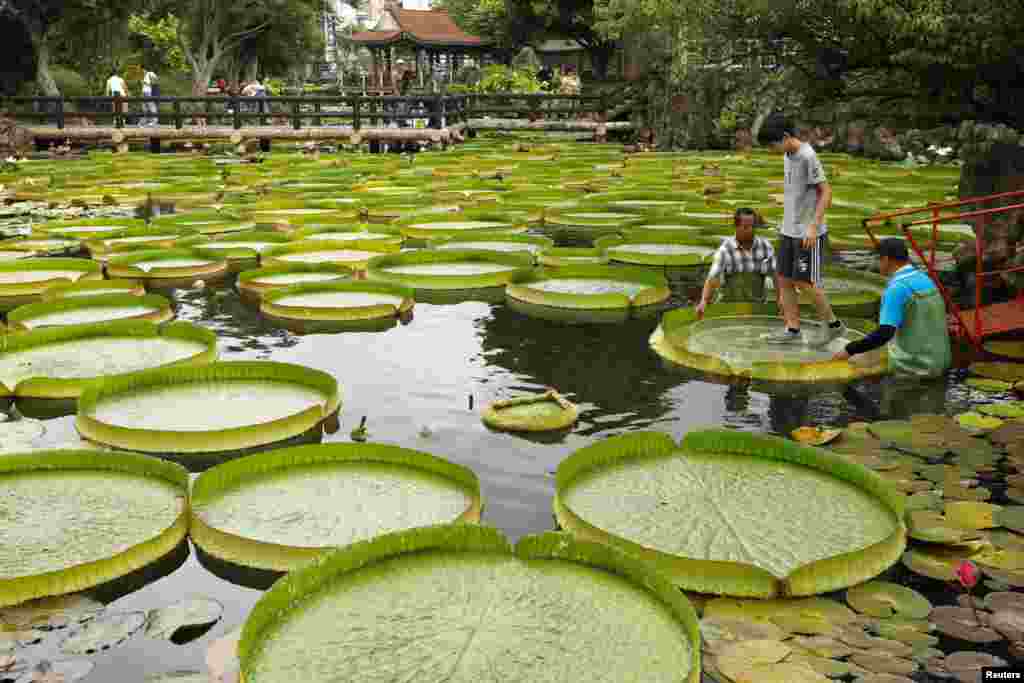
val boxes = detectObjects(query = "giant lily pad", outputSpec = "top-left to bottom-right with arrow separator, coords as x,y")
190,443 -> 482,571
537,247 -> 610,267
506,265 -> 671,323
428,233 -> 553,259
0,259 -> 102,312
554,430 -> 906,597
596,235 -> 716,267
76,361 -> 341,456
399,219 -> 525,241
482,390 -> 579,432
367,250 -> 533,291
6,293 -> 174,331
238,525 -> 701,683
651,303 -> 887,383
260,281 -> 413,327
262,240 -> 401,271
106,249 -> 229,287
0,321 -> 216,399
0,451 -> 188,607
41,279 -> 146,301
236,263 -> 352,302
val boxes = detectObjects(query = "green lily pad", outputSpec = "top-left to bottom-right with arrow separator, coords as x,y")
966,377 -> 1014,393
555,430 -> 904,597
238,526 -> 702,683
60,612 -> 147,654
978,401 -> 1024,419
996,506 -> 1024,534
956,412 -> 1005,433
846,581 -> 931,620
144,598 -> 223,641
969,362 -> 1024,383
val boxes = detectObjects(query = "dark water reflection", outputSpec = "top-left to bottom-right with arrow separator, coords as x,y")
10,278 -> 976,680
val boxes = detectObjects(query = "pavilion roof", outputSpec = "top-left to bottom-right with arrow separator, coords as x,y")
350,8 -> 486,48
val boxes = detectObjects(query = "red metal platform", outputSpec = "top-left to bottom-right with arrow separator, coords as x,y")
955,301 -> 1024,339
863,190 -> 1024,351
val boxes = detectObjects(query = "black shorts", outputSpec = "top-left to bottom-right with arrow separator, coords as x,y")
777,233 -> 828,285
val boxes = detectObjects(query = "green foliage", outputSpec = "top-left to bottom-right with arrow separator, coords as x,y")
49,66 -> 91,98
474,65 -> 547,94
437,0 -> 514,51
128,14 -> 188,74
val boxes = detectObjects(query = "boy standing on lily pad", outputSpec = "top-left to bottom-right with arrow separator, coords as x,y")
758,115 -> 845,346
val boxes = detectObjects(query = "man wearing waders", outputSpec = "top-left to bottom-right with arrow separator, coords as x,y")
834,238 -> 951,375
834,238 -> 952,416
695,207 -> 778,316
758,115 -> 845,345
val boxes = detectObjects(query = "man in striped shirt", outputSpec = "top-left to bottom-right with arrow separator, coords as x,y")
696,207 -> 777,318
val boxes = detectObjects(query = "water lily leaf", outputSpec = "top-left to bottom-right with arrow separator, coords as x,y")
846,581 -> 931,619
837,627 -> 914,657
791,427 -> 843,446
18,659 -> 93,683
0,627 -> 44,652
970,362 -> 1024,383
848,652 -> 918,675
143,672 -> 208,683
0,420 -> 46,454
238,527 -> 702,683
784,653 -> 851,678
59,612 -> 146,654
699,617 -> 786,653
966,377 -> 1014,393
720,660 -> 828,682
990,421 -> 1024,446
714,640 -> 792,681
869,621 -> 939,647
944,501 -> 1002,530
704,597 -> 856,634
556,430 -> 904,598
984,592 -> 1024,612
907,511 -> 980,544
144,598 -> 222,641
989,609 -> 1024,641
0,594 -> 102,630
789,635 -> 852,658
978,402 -> 1024,419
956,412 -> 1005,433
944,651 -> 1008,680
929,606 -> 1002,643
902,545 -> 983,582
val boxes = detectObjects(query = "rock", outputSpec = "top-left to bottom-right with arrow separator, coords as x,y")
0,117 -> 34,158
846,121 -> 866,154
734,128 -> 753,152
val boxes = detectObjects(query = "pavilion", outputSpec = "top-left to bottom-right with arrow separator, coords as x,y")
349,4 -> 492,90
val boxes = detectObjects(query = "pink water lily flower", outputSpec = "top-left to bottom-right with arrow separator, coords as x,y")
956,560 -> 980,590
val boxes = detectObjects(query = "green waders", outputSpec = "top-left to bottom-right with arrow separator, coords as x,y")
887,287 -> 952,378
715,272 -> 768,304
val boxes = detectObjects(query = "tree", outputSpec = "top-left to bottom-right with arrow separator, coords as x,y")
436,0 -> 514,55
507,0 -> 618,78
0,0 -> 141,96
723,0 -> 1024,128
145,0 -> 322,95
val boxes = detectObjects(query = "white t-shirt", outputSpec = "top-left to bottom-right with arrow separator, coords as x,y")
106,75 -> 126,96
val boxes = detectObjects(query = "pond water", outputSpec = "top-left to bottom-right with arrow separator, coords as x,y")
4,269 -> 982,681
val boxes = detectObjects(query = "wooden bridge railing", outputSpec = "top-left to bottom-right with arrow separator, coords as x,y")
0,94 -> 473,131
0,92 -> 616,131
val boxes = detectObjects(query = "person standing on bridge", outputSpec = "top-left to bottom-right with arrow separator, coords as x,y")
106,68 -> 128,127
141,69 -> 159,127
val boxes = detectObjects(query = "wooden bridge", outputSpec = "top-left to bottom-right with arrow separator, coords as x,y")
1,93 -> 635,153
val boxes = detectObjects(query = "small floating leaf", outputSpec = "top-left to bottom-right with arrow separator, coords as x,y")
846,581 -> 931,620
791,427 -> 843,446
59,612 -> 146,654
944,501 -> 1002,530
0,594 -> 102,630
966,377 -> 1014,393
929,606 -> 1001,643
955,411 -> 1004,432
144,598 -> 223,641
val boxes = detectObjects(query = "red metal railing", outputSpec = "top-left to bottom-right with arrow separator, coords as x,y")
862,189 -> 1024,350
